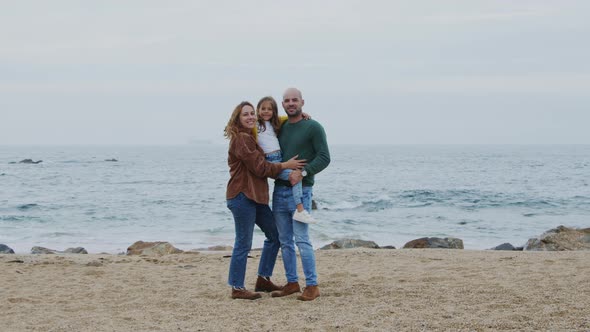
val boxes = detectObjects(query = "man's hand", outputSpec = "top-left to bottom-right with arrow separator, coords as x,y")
289,169 -> 303,186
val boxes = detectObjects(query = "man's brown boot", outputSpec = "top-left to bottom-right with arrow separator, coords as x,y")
231,288 -> 262,300
297,285 -> 320,301
270,282 -> 301,297
255,276 -> 283,292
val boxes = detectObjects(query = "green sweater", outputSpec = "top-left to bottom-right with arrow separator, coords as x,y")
276,118 -> 331,187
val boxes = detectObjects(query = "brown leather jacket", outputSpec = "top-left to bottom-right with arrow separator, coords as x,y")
226,130 -> 282,204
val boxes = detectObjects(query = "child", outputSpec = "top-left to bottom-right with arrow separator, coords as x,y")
254,96 -> 317,224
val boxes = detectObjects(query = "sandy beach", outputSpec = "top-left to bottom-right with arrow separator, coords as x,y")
1,249 -> 589,331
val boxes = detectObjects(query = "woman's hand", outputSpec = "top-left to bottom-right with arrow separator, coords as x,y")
302,112 -> 312,120
282,155 -> 306,170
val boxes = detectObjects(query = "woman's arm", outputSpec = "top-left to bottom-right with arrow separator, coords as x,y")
232,133 -> 305,178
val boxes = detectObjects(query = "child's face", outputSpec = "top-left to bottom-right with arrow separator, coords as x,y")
258,101 -> 274,122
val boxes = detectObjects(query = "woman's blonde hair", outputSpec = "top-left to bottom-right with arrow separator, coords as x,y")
256,96 -> 281,135
224,101 -> 254,140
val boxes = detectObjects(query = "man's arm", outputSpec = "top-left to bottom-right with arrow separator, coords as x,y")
304,122 -> 330,175
288,122 -> 330,185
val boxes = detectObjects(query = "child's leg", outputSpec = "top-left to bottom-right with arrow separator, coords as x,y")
277,168 -> 291,182
266,152 -> 306,212
291,182 -> 317,224
291,181 -> 305,212
277,169 -> 305,212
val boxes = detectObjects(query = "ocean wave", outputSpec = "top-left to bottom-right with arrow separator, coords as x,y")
360,199 -> 395,212
0,215 -> 43,222
321,189 -> 590,212
17,203 -> 39,211
40,231 -> 82,238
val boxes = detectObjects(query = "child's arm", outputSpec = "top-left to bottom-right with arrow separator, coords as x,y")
251,126 -> 258,141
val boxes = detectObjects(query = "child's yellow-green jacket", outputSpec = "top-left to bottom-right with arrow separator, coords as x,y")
252,115 -> 288,141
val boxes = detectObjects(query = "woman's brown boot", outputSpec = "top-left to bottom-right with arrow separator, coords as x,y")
231,288 -> 262,300
255,276 -> 283,292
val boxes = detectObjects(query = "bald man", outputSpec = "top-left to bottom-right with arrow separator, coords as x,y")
270,88 -> 331,301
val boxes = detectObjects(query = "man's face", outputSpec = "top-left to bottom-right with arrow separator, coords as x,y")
282,90 -> 304,117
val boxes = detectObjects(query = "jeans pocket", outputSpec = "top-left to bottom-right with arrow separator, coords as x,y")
227,192 -> 244,210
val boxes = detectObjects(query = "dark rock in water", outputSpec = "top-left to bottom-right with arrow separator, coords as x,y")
312,200 -> 318,210
380,245 -> 396,249
31,246 -> 88,254
524,225 -> 590,251
127,241 -> 183,256
320,239 -> 380,250
104,158 -> 118,162
0,244 -> 15,254
19,159 -> 43,164
403,237 -> 464,249
491,243 -> 516,251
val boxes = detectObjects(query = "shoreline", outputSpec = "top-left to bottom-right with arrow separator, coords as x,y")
2,249 -> 589,331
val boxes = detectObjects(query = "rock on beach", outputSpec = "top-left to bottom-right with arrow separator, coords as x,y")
31,246 -> 88,254
320,239 -> 380,250
525,225 -> 590,251
403,237 -> 464,249
0,244 -> 15,254
126,241 -> 183,256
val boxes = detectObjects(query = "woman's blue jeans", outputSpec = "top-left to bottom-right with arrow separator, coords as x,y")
227,193 -> 280,288
265,150 -> 303,205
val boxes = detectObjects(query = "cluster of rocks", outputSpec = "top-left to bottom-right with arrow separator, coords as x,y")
0,241 -> 232,256
319,237 -> 463,250
319,225 -> 589,251
1,226 -> 587,256
0,245 -> 88,254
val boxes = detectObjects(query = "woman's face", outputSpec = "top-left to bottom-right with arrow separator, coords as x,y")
258,101 -> 274,122
239,105 -> 257,129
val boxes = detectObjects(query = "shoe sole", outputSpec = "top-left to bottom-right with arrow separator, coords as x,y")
255,288 -> 281,292
232,295 -> 262,300
293,218 -> 317,224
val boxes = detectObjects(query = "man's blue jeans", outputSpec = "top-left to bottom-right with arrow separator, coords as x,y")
272,185 -> 317,286
227,193 -> 280,288
265,150 -> 303,206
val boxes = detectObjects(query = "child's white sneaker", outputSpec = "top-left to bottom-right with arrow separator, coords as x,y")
293,210 -> 318,224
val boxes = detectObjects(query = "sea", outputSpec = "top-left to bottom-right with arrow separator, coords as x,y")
1,144 -> 589,254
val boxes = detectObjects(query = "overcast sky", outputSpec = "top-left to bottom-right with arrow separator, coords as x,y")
1,0 -> 589,145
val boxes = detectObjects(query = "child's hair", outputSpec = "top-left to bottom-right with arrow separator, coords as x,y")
224,101 -> 254,140
256,96 -> 282,135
